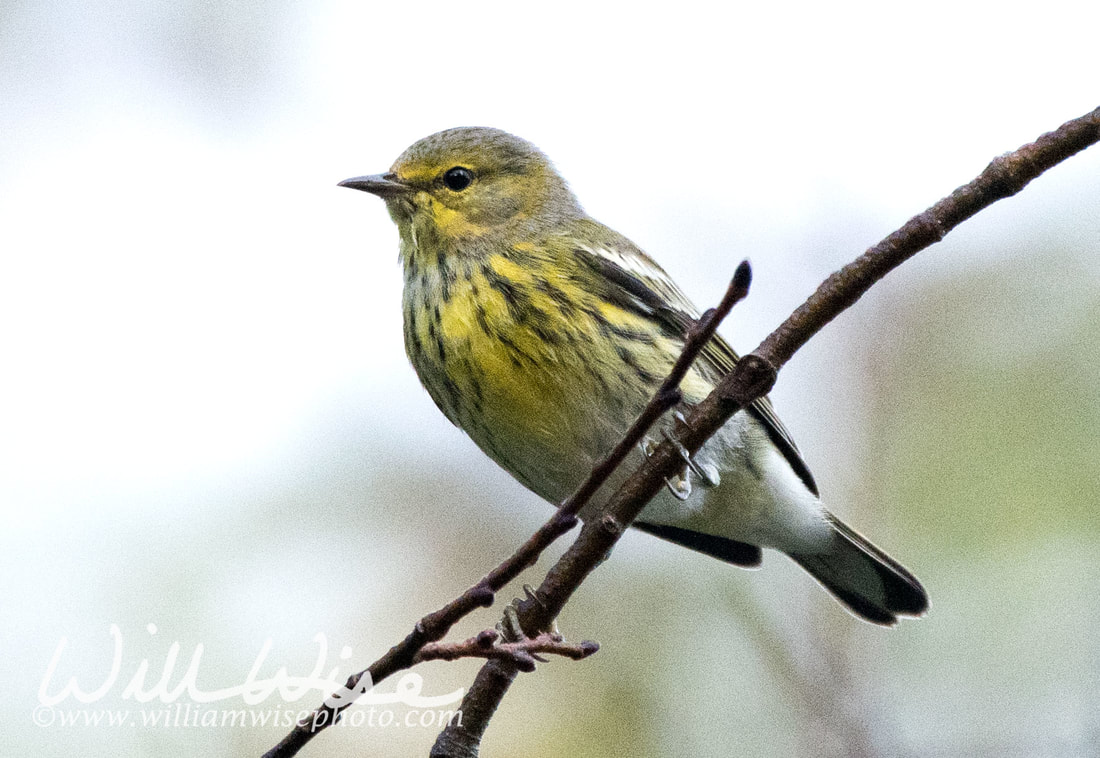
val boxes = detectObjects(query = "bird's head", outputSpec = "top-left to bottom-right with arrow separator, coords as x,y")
340,127 -> 582,249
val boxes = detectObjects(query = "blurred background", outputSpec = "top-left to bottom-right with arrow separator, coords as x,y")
4,1 -> 1099,756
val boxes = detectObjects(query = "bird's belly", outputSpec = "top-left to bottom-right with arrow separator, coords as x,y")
452,344 -> 642,503
407,307 -> 650,504
401,263 -> 749,525
411,311 -> 827,552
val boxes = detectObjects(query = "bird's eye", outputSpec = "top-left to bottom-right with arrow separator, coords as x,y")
442,167 -> 474,191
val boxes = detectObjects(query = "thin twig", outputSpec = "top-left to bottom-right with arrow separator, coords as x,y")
754,105 -> 1100,371
557,258 -> 753,514
260,262 -> 753,758
415,630 -> 599,671
430,267 -> 757,758
430,105 -> 1100,758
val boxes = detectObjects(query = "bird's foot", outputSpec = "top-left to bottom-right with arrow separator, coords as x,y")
662,428 -> 721,488
640,428 -> 719,500
497,585 -> 560,642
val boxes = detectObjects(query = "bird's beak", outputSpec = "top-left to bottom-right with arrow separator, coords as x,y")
337,173 -> 412,198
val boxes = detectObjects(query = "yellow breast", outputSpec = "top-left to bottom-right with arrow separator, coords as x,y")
401,249 -> 710,498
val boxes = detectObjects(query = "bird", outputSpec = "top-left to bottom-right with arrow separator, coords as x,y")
339,126 -> 928,625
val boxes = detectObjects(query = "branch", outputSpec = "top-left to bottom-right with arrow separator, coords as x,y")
415,629 -> 599,672
261,515 -> 577,758
756,106 -> 1100,370
431,105 -> 1100,757
260,264 -> 752,758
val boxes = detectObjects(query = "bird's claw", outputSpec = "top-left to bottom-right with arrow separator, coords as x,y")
497,585 -> 560,642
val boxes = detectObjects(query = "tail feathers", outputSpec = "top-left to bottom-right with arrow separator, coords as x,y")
791,514 -> 928,626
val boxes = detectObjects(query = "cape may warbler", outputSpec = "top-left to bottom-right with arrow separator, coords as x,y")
340,127 -> 927,625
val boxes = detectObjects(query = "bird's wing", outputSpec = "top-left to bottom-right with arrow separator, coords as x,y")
570,231 -> 819,496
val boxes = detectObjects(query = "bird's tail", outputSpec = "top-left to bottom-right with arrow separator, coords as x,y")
790,513 -> 928,626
